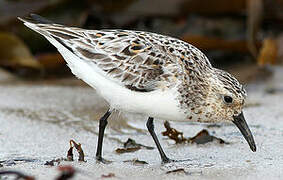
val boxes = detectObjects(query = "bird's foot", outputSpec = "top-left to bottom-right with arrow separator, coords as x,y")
96,156 -> 112,164
162,157 -> 191,164
161,156 -> 176,164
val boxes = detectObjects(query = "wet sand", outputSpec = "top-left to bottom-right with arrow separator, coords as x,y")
0,67 -> 283,179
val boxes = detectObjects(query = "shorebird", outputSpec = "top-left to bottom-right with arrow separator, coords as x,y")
19,14 -> 256,163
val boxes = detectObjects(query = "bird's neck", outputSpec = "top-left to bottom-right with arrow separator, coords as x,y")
176,70 -> 211,121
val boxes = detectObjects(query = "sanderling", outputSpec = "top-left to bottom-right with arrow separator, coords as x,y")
19,14 -> 256,163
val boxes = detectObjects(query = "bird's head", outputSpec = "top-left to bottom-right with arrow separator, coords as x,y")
203,68 -> 256,152
204,69 -> 246,122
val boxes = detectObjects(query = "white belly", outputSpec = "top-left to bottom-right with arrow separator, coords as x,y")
46,37 -> 185,121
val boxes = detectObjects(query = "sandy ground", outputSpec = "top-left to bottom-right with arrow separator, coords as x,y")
0,67 -> 283,180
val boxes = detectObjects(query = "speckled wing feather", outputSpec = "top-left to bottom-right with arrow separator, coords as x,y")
19,16 -> 212,92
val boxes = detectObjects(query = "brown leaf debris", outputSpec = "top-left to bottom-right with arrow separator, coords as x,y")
166,168 -> 188,175
101,173 -> 115,178
69,140 -> 85,161
56,165 -> 76,180
115,138 -> 154,154
123,158 -> 148,165
188,129 -> 228,144
162,121 -> 228,145
162,121 -> 187,144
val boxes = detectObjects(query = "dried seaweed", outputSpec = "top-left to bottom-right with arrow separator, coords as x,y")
101,173 -> 115,178
69,140 -> 85,162
162,121 -> 187,144
56,166 -> 76,180
66,146 -> 74,161
44,140 -> 85,166
123,158 -> 148,165
115,147 -> 141,154
162,121 -> 228,145
44,158 -> 64,166
188,129 -> 228,144
166,168 -> 188,175
124,138 -> 154,149
115,138 -> 154,154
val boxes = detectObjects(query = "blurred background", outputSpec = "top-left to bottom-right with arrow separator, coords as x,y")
1,1 -> 283,179
1,0 -> 283,82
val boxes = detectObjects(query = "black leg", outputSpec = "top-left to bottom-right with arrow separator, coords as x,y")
96,109 -> 112,162
146,117 -> 171,163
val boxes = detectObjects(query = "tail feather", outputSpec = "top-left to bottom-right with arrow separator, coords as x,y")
18,14 -> 80,57
18,14 -> 80,72
18,14 -> 82,40
18,15 -> 52,39
18,14 -> 53,24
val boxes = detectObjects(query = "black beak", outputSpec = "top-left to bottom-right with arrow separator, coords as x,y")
233,112 -> 256,152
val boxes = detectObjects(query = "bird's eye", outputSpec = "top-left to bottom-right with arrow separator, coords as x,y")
223,96 -> 233,104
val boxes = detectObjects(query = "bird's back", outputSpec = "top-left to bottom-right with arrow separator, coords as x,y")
18,15 -> 212,120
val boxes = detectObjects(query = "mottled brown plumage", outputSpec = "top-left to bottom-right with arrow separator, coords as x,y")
18,15 -> 256,163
